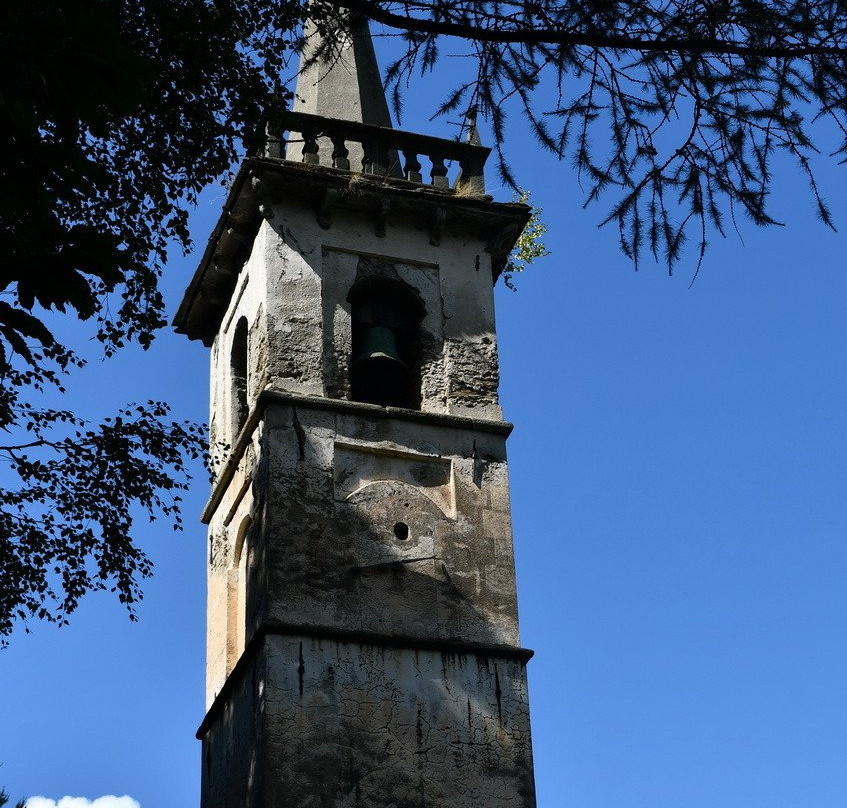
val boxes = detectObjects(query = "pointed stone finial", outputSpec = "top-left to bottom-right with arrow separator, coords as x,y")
464,106 -> 482,147
287,11 -> 398,171
294,13 -> 393,127
454,107 -> 486,194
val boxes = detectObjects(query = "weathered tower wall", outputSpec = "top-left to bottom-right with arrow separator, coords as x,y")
194,196 -> 536,806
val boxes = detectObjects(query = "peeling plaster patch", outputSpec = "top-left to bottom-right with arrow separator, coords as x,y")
248,305 -> 268,398
445,336 -> 500,409
419,328 -> 447,410
268,309 -> 324,391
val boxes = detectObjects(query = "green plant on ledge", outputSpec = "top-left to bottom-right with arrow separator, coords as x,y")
503,191 -> 550,290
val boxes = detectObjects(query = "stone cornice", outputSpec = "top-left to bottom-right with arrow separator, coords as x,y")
201,386 -> 513,524
196,619 -> 534,740
172,157 -> 530,345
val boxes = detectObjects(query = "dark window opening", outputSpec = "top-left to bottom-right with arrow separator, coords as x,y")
393,522 -> 409,541
230,317 -> 249,435
348,277 -> 425,409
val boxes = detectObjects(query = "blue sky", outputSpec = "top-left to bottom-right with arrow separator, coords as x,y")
2,28 -> 847,808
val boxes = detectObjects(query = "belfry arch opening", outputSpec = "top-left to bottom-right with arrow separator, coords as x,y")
348,276 -> 425,409
230,316 -> 248,436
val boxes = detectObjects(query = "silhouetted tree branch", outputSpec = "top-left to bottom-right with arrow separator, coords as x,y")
344,0 -> 847,59
314,0 -> 847,270
0,785 -> 25,808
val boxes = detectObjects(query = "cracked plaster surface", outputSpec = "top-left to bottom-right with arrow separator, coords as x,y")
202,636 -> 536,808
200,199 -> 535,808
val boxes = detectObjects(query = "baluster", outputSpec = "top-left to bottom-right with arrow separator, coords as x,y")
402,150 -> 422,184
262,122 -> 282,159
331,135 -> 350,170
301,127 -> 320,165
361,139 -> 375,174
368,139 -> 387,176
456,155 -> 485,195
430,154 -> 449,189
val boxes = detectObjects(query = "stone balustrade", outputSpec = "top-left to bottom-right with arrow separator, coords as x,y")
276,111 -> 489,195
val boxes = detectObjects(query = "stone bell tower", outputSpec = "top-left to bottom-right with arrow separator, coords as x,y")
174,17 -> 536,807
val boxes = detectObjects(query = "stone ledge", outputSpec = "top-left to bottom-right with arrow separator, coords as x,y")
197,619 -> 534,740
201,386 -> 513,524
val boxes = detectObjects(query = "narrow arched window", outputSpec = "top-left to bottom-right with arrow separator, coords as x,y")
226,515 -> 251,674
230,317 -> 248,436
348,277 -> 425,409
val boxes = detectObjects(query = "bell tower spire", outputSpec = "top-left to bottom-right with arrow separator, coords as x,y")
293,13 -> 394,128
287,13 -> 399,170
175,17 -> 538,808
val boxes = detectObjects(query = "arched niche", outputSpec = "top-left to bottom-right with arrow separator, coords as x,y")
226,514 -> 252,674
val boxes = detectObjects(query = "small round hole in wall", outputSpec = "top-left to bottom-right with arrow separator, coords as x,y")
393,522 -> 409,541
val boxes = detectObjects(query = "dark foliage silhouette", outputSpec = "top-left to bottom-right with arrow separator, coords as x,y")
2,0 -> 846,641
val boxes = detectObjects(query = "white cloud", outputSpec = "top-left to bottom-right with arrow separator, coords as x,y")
26,797 -> 140,808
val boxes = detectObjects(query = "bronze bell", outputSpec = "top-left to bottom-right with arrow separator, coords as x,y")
352,326 -> 408,407
353,325 -> 405,366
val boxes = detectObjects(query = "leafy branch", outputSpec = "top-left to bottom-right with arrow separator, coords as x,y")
0,394 -> 205,644
503,190 -> 551,289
